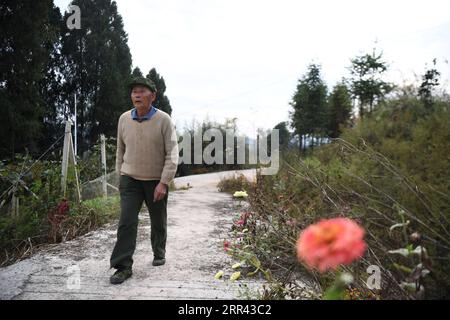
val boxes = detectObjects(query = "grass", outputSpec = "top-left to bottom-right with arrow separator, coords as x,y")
82,195 -> 120,219
0,195 -> 120,267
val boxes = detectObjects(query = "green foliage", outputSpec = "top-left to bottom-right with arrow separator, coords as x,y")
82,195 -> 119,215
131,67 -> 143,78
178,117 -> 257,176
146,68 -> 172,115
289,63 -> 328,151
78,136 -> 117,182
242,93 -> 450,299
0,0 -> 61,159
328,82 -> 352,138
61,0 -> 132,151
0,157 -> 63,265
349,49 -> 392,117
418,59 -> 441,108
0,153 -> 120,267
217,174 -> 251,194
0,0 -> 135,159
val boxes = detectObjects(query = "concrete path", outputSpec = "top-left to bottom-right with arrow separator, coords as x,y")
0,169 -> 261,300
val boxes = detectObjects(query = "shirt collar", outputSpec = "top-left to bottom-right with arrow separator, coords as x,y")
131,106 -> 157,122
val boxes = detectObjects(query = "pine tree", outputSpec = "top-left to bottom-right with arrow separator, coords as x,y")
146,68 -> 172,115
328,81 -> 352,138
289,63 -> 328,152
0,0 -> 61,159
349,49 -> 392,118
132,67 -> 143,78
418,59 -> 441,108
39,4 -> 65,151
61,0 -> 132,152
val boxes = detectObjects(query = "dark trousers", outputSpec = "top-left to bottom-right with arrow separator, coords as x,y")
110,174 -> 168,270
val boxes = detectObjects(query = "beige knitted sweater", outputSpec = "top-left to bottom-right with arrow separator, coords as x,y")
115,109 -> 179,185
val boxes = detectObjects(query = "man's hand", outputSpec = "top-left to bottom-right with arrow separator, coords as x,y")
153,182 -> 168,202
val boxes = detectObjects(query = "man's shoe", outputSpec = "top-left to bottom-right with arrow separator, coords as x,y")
110,268 -> 132,284
152,258 -> 166,266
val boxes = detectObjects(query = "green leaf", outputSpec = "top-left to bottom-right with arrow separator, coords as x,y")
246,268 -> 260,277
249,256 -> 261,269
323,285 -> 346,300
400,281 -> 422,292
233,191 -> 248,198
230,272 -> 241,281
392,263 -> 413,274
214,271 -> 224,280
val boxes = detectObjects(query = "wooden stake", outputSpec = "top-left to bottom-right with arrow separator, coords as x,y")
100,134 -> 107,199
61,121 -> 72,197
61,120 -> 82,202
70,133 -> 82,202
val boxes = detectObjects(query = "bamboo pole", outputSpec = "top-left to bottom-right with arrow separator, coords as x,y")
61,121 -> 72,196
100,134 -> 107,199
61,120 -> 82,202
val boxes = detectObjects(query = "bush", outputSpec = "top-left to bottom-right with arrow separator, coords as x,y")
217,174 -> 252,194
0,152 -> 120,267
238,95 -> 450,299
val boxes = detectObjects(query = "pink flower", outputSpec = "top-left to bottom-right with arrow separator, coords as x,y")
234,219 -> 245,226
240,211 -> 251,222
286,218 -> 296,227
56,198 -> 69,216
223,240 -> 231,252
296,218 -> 366,272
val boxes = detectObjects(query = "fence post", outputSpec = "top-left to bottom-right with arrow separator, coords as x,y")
100,134 -> 107,199
61,120 -> 82,202
10,189 -> 19,217
70,131 -> 82,202
61,121 -> 72,196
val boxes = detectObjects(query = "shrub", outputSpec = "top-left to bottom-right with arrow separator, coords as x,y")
238,95 -> 450,299
217,173 -> 252,194
0,153 -> 120,267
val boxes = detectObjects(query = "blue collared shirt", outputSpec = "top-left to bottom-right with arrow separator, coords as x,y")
131,106 -> 158,122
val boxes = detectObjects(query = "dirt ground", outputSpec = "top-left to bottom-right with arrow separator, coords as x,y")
0,169 -> 263,300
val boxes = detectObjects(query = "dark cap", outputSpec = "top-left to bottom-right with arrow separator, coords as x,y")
129,77 -> 157,93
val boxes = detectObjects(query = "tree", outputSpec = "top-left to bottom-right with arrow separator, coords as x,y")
39,5 -> 66,151
328,82 -> 352,138
61,0 -> 132,152
131,67 -> 143,78
289,63 -> 328,152
418,59 -> 441,108
349,49 -> 392,118
0,0 -> 61,159
146,68 -> 172,115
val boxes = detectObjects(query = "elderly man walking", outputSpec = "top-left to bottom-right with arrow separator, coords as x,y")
110,77 -> 179,285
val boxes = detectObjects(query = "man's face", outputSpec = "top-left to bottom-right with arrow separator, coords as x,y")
131,85 -> 156,109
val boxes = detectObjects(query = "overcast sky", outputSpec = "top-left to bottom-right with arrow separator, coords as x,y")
55,0 -> 450,137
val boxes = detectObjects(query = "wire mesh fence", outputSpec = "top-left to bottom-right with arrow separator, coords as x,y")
81,171 -> 119,201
